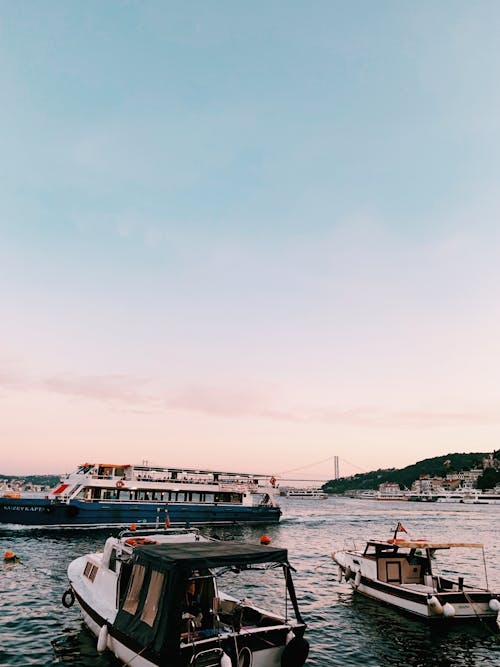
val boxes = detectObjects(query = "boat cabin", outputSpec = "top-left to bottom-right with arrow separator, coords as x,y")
113,541 -> 305,664
363,539 -> 483,592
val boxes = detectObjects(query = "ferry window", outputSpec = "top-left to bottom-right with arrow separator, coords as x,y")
140,570 -> 165,626
123,564 -> 146,614
177,492 -> 185,502
115,467 -> 125,477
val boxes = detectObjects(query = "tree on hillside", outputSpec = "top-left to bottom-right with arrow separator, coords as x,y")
477,467 -> 500,491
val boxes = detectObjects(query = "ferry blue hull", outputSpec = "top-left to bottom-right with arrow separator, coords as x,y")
0,498 -> 281,528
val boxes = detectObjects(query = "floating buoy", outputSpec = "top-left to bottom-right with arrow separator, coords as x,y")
427,595 -> 443,615
4,550 -> 20,563
442,602 -> 455,618
260,535 -> 271,545
489,598 -> 500,612
97,624 -> 108,653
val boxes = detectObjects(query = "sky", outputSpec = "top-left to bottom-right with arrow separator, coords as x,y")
1,2 -> 500,479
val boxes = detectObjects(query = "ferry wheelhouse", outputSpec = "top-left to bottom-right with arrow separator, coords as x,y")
0,463 -> 281,528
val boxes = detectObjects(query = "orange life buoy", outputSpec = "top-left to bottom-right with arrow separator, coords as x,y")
116,480 -> 125,489
124,537 -> 157,547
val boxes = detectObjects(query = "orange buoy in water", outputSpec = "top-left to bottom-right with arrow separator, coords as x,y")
4,550 -> 19,563
260,535 -> 271,545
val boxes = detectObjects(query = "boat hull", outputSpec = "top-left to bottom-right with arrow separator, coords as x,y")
77,594 -> 291,667
0,497 -> 281,528
334,552 -> 498,621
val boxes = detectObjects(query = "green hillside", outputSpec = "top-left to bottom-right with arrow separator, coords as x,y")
323,451 -> 499,494
0,473 -> 60,488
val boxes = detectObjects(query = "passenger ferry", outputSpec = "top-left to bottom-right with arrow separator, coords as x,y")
286,488 -> 328,499
0,463 -> 281,528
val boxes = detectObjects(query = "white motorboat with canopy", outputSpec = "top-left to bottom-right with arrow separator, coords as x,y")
63,528 -> 309,666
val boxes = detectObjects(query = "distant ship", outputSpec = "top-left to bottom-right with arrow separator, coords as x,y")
0,462 -> 281,528
376,482 -> 409,501
286,487 -> 328,499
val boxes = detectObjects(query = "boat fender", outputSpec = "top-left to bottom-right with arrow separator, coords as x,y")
220,652 -> 232,667
354,571 -> 362,588
345,566 -> 352,581
427,595 -> 443,615
281,636 -> 310,667
338,566 -> 343,583
237,646 -> 252,667
97,624 -> 108,653
62,588 -> 75,609
442,602 -> 455,618
489,598 -> 500,612
285,630 -> 295,644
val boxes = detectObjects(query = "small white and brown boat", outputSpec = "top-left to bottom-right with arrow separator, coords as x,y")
332,523 -> 500,623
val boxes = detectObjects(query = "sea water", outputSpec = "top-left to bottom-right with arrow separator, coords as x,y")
1,497 -> 499,666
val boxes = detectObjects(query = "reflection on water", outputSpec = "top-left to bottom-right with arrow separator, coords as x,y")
1,499 -> 500,666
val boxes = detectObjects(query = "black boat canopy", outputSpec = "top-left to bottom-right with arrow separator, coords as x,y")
114,542 -> 295,663
134,540 -> 289,570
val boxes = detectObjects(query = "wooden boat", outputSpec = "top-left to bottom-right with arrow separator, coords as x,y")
63,527 -> 309,666
332,523 -> 500,623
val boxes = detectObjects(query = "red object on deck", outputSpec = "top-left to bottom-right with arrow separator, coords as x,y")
52,484 -> 70,495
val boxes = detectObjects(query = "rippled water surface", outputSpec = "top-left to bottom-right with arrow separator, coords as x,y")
1,498 -> 500,666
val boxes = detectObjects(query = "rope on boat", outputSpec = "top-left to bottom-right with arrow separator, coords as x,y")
462,590 -> 500,640
118,641 -> 151,666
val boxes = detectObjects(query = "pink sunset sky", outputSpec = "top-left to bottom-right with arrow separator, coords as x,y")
2,4 -> 500,479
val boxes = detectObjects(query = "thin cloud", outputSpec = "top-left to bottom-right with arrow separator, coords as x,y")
1,363 -> 499,428
2,365 -> 499,429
